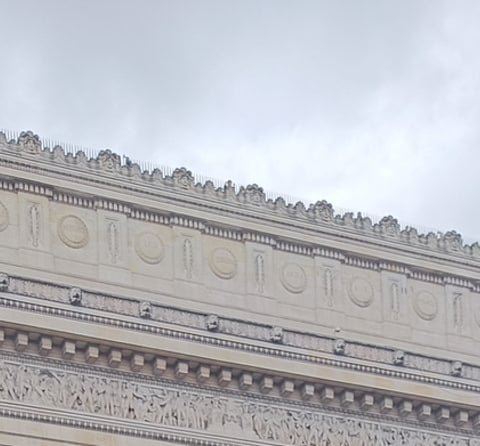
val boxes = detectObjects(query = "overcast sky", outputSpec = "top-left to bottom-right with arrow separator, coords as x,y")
1,1 -> 479,241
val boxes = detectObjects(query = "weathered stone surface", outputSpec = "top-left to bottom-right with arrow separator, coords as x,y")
0,132 -> 479,446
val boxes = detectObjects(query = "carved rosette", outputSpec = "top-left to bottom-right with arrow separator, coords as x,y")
413,290 -> 438,321
348,277 -> 374,307
57,215 -> 89,249
0,201 -> 8,232
209,248 -> 237,279
281,263 -> 307,294
134,232 -> 165,264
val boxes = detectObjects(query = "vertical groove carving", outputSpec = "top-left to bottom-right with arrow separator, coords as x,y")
183,238 -> 193,279
324,269 -> 333,307
29,203 -> 40,247
107,221 -> 119,264
255,254 -> 265,293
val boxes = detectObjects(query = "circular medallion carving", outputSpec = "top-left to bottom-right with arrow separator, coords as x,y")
348,277 -> 374,307
0,201 -> 8,232
57,215 -> 89,249
281,263 -> 307,294
413,291 -> 438,321
134,232 -> 165,264
209,248 -> 237,279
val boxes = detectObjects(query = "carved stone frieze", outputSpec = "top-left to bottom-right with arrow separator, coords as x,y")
0,356 -> 478,445
3,274 -> 480,388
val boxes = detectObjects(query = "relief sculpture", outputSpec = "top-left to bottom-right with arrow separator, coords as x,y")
107,221 -> 119,263
29,203 -> 40,247
0,359 -> 476,446
453,292 -> 463,331
390,283 -> 400,320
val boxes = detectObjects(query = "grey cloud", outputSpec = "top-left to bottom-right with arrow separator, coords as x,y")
1,0 -> 480,239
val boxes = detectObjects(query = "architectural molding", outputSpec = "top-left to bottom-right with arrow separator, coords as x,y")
1,131 -> 480,445
0,353 -> 480,445
1,131 -> 479,268
1,273 -> 480,385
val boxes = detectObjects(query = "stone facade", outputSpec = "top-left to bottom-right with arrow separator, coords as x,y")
0,130 -> 479,445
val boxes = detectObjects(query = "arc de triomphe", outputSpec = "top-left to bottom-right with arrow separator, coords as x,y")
0,131 -> 479,446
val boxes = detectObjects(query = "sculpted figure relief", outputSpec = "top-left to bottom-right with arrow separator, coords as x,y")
0,360 -> 476,445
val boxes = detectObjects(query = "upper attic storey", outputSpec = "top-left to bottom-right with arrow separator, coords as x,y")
3,130 -> 480,361
0,130 -> 479,271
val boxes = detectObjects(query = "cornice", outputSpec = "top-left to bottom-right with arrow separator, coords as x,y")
1,130 -> 479,273
2,175 -> 480,290
1,274 -> 480,400
0,274 -> 480,410
0,349 -> 480,439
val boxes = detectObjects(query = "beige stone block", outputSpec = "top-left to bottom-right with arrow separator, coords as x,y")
15,332 -> 28,351
85,345 -> 99,363
62,341 -> 75,359
260,376 -> 273,394
380,396 -> 394,413
417,403 -> 431,420
320,387 -> 334,404
340,390 -> 354,407
154,357 -> 167,375
280,380 -> 294,397
473,413 -> 480,429
39,336 -> 52,355
239,372 -> 253,390
301,383 -> 315,400
196,365 -> 210,382
175,361 -> 189,379
436,407 -> 450,423
218,368 -> 232,386
455,410 -> 469,426
399,400 -> 413,417
130,353 -> 144,372
360,393 -> 374,411
108,349 -> 122,367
